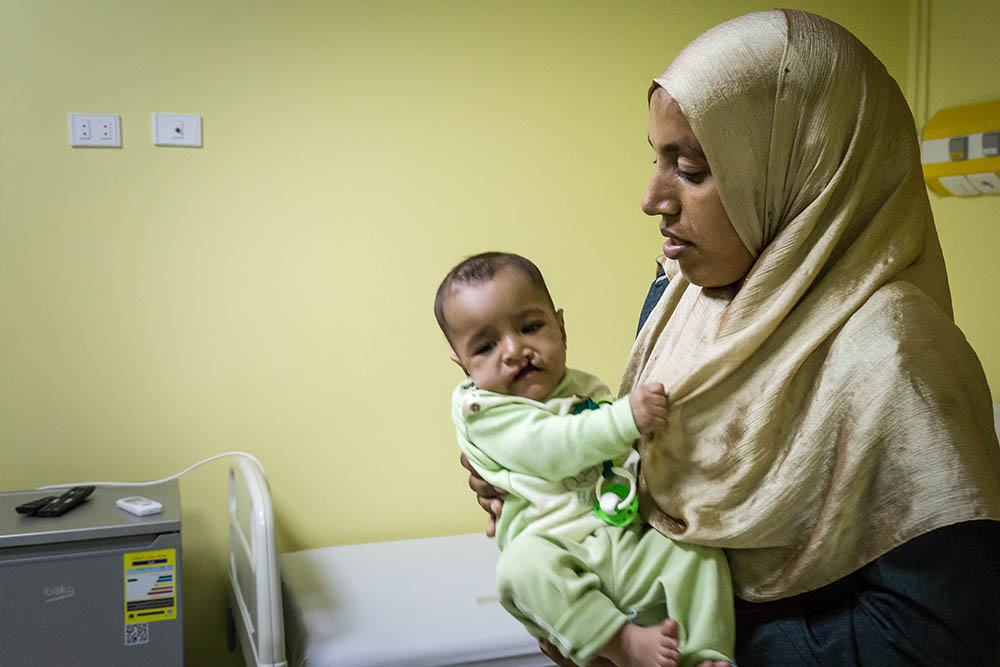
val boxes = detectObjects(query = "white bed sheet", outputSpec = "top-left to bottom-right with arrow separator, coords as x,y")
279,532 -> 549,667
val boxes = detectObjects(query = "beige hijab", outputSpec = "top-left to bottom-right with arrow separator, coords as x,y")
622,9 -> 1000,601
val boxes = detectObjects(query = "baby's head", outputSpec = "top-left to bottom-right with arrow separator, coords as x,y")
435,252 -> 567,401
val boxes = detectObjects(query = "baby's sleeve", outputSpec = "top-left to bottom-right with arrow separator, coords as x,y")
466,396 -> 640,481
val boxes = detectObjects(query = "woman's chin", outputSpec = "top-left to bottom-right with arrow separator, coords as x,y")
680,264 -> 747,289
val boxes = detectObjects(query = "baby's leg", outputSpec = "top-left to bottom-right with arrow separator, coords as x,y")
610,528 -> 736,667
596,617 -> 680,667
496,533 -> 629,666
596,619 -> 732,667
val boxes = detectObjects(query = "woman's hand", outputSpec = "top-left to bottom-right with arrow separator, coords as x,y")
538,639 -> 614,666
460,453 -> 507,537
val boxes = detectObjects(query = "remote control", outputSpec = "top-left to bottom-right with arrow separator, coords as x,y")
35,486 -> 95,517
15,496 -> 58,515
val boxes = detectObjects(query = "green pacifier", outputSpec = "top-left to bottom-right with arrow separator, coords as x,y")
593,463 -> 638,527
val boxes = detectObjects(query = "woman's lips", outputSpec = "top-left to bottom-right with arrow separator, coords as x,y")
663,236 -> 692,259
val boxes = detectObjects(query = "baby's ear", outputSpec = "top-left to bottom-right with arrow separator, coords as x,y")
450,354 -> 470,376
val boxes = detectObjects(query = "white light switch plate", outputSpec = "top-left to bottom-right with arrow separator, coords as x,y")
153,113 -> 202,147
68,113 -> 121,147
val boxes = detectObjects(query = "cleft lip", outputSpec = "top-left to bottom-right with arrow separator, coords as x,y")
513,362 -> 539,381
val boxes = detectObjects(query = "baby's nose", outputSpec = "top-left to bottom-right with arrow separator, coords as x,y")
502,338 -> 528,364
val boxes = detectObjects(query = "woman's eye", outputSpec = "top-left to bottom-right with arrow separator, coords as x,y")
678,170 -> 707,184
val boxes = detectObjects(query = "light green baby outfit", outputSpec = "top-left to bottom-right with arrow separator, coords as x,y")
452,368 -> 735,666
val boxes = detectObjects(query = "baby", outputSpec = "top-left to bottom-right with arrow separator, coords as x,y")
435,252 -> 734,667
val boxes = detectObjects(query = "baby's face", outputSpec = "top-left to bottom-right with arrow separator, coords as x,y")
444,267 -> 566,401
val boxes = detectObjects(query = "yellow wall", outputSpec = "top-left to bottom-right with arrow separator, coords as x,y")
2,1 -> 989,664
925,1 -> 1000,393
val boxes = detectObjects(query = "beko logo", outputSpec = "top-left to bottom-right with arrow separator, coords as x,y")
44,584 -> 75,602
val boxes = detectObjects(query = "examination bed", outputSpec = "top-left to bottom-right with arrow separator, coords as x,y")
226,457 -> 548,666
227,404 -> 1000,666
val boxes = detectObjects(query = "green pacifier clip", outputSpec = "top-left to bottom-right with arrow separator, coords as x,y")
593,460 -> 638,527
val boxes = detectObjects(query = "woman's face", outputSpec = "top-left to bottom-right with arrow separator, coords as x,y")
642,87 -> 754,288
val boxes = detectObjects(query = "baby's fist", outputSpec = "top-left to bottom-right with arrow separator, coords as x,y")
629,382 -> 668,436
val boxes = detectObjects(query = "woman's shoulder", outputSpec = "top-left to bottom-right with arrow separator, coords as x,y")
843,281 -> 953,338
833,280 -> 979,379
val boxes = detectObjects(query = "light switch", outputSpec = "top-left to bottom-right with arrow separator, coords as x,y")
153,113 -> 202,147
983,132 -> 1000,157
948,136 -> 968,161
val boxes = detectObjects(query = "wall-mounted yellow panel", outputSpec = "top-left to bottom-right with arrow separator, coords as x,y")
921,100 -> 1000,196
923,158 -> 1000,197
922,99 -> 1000,140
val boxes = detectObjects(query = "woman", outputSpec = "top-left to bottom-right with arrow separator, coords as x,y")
465,9 -> 1000,665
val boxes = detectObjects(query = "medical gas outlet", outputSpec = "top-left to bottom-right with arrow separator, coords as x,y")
921,99 -> 1000,197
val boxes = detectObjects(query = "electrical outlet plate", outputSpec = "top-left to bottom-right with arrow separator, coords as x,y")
153,113 -> 202,147
969,172 -> 1000,195
68,113 -> 121,147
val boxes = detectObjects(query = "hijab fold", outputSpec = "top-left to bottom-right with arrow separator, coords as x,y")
622,9 -> 1000,601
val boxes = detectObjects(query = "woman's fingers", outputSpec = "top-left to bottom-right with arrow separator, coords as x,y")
477,495 -> 503,516
537,639 -> 614,666
461,453 -> 492,493
460,452 -> 506,537
461,453 -> 507,499
537,639 -> 575,666
469,473 -> 495,496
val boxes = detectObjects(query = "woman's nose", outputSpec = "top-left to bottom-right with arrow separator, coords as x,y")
642,172 -> 680,217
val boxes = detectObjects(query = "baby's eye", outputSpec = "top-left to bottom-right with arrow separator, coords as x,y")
521,322 -> 543,334
474,341 -> 496,355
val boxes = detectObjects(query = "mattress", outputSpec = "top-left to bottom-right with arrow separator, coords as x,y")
279,532 -> 549,667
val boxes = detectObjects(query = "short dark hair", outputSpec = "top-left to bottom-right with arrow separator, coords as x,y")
434,252 -> 554,344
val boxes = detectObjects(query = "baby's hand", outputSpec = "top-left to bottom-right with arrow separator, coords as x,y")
629,382 -> 668,437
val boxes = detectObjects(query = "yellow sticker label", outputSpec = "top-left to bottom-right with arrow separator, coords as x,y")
124,549 -> 177,624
